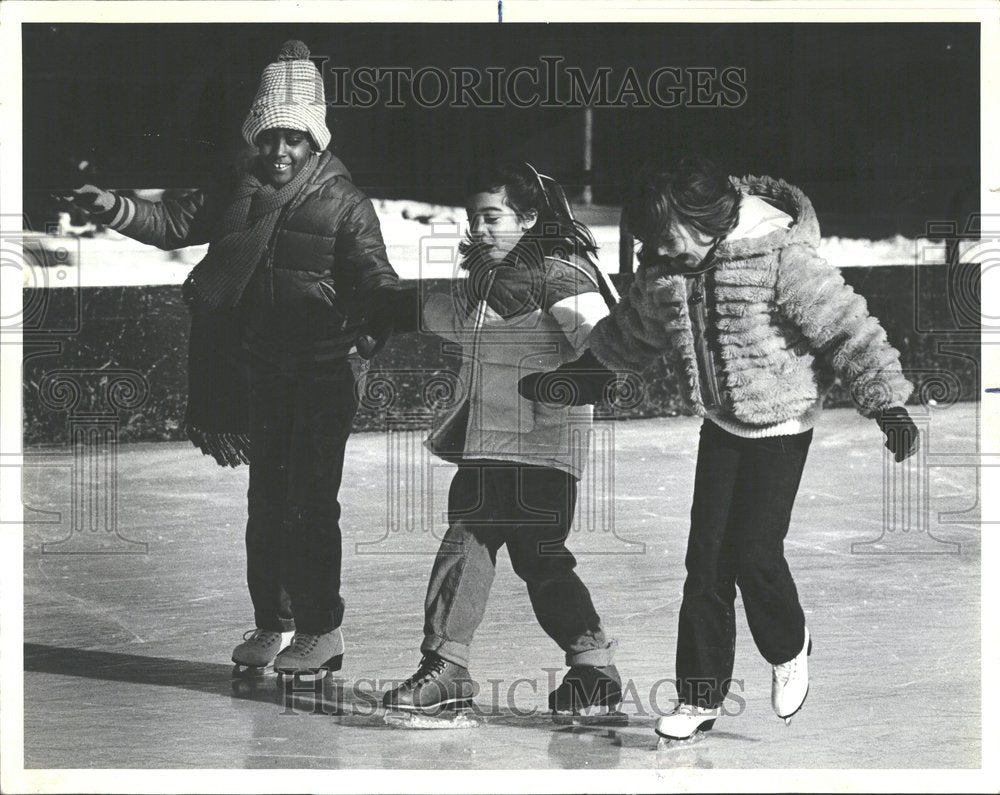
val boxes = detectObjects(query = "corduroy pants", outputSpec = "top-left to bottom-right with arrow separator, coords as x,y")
244,357 -> 357,635
676,420 -> 812,708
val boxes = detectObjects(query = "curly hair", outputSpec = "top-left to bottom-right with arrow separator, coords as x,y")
623,155 -> 740,247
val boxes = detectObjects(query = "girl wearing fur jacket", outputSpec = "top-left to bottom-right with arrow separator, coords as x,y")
379,161 -> 626,725
520,155 -> 919,742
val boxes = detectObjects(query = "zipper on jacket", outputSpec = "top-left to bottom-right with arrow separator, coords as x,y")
462,268 -> 498,451
687,271 -> 724,412
263,206 -> 291,307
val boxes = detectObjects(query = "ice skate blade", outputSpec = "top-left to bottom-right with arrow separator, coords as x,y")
552,708 -> 629,727
277,669 -> 328,685
384,708 -> 480,730
656,731 -> 709,750
275,653 -> 344,684
654,717 -> 716,742
231,662 -> 272,678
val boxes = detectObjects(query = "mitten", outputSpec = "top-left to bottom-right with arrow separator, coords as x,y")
518,349 -> 617,407
54,184 -> 118,218
875,406 -> 920,463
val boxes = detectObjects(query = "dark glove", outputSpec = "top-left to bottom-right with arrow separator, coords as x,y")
366,284 -> 422,336
356,330 -> 388,360
51,184 -> 118,218
357,284 -> 422,360
875,406 -> 920,463
518,349 -> 618,407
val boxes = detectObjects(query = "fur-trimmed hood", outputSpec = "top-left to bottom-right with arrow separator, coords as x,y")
717,175 -> 822,260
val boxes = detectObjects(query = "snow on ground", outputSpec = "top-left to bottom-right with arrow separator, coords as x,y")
20,199 -> 971,288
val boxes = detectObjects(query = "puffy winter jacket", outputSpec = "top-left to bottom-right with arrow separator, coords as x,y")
423,245 -> 611,478
589,175 -> 913,433
103,152 -> 398,362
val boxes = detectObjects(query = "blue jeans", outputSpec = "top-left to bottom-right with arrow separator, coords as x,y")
421,461 -> 614,669
676,420 -> 812,708
244,358 -> 357,635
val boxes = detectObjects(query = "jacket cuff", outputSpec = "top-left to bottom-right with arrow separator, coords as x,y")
93,194 -> 136,229
358,271 -> 400,295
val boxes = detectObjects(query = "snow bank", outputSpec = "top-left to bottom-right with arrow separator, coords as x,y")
20,199 -> 974,288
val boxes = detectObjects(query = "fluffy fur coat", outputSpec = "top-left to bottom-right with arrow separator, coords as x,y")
589,175 -> 913,427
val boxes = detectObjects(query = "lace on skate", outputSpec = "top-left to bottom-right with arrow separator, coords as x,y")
773,655 -> 798,687
243,628 -> 276,645
287,633 -> 319,655
405,654 -> 448,686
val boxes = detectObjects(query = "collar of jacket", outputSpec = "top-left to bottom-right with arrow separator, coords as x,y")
312,151 -> 352,182
249,149 -> 349,185
247,150 -> 352,207
716,175 -> 821,260
461,238 -> 551,320
504,236 -> 547,272
464,237 -> 545,286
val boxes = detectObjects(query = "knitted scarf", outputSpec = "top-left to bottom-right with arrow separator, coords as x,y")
183,153 -> 319,467
187,153 -> 319,308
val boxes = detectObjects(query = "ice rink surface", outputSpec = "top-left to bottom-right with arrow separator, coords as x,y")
21,405 -> 980,770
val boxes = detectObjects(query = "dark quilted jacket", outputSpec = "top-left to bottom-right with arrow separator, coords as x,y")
105,152 -> 398,362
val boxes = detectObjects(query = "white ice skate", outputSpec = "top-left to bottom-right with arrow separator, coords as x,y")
772,626 -> 812,725
231,628 -> 293,676
274,628 -> 345,684
654,703 -> 721,747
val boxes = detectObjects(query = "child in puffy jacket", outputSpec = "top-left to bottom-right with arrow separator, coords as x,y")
60,41 -> 399,683
520,154 -> 919,742
380,161 -> 627,725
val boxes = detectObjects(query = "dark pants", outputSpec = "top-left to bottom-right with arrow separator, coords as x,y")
245,358 -> 357,635
422,461 -> 612,669
676,420 -> 812,708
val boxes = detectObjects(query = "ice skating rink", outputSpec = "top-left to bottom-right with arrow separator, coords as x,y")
19,405 -> 982,773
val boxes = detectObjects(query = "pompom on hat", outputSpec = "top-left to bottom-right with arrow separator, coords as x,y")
241,40 -> 331,151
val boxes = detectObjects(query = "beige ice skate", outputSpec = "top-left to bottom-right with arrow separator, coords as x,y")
273,628 -> 345,684
231,628 -> 294,675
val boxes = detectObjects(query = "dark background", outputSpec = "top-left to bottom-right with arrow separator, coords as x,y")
23,23 -> 978,238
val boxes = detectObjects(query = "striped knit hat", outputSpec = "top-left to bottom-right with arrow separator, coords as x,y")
241,40 -> 331,151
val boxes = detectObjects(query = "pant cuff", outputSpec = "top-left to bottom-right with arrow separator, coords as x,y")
290,603 -> 345,635
566,639 -> 617,667
422,634 -> 471,669
255,615 -> 296,633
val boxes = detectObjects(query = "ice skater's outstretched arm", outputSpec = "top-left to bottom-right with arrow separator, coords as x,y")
57,184 -> 221,250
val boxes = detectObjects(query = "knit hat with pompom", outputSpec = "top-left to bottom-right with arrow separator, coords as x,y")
241,40 -> 331,151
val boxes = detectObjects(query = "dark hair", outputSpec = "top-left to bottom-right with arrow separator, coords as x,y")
459,161 -> 598,265
623,155 -> 740,246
